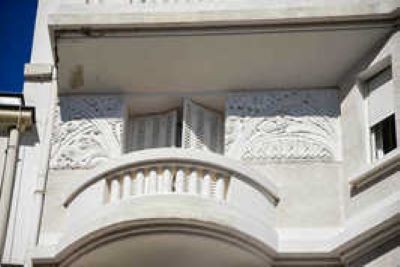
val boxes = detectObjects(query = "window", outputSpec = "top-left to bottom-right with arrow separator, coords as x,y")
370,114 -> 397,160
125,99 -> 224,154
366,65 -> 397,161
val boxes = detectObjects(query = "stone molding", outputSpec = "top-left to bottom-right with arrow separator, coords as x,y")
32,218 -> 276,267
350,150 -> 400,195
31,207 -> 400,267
49,1 -> 400,30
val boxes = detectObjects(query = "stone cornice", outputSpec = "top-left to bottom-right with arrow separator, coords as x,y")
49,1 -> 400,31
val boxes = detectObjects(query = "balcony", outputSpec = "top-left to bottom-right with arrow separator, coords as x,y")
47,0 -> 396,96
33,148 -> 279,266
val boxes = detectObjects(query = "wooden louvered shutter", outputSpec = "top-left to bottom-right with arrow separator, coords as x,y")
182,99 -> 224,153
127,110 -> 177,152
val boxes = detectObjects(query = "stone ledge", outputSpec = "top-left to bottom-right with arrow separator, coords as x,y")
24,63 -> 53,82
349,150 -> 400,194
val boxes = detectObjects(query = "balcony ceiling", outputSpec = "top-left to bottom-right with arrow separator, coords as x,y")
56,26 -> 391,94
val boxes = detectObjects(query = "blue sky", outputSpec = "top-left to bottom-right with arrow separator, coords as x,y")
0,0 -> 38,93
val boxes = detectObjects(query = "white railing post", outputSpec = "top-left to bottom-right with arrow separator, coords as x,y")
189,169 -> 199,195
175,168 -> 185,193
95,163 -> 231,205
215,176 -> 225,201
163,168 -> 173,193
135,170 -> 145,195
110,177 -> 121,203
122,173 -> 132,199
202,172 -> 211,198
149,169 -> 158,194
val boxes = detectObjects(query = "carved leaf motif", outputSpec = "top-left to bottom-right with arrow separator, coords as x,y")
225,90 -> 339,161
50,96 -> 123,169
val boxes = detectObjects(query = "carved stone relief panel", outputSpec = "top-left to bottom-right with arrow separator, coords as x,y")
50,95 -> 123,169
225,90 -> 340,161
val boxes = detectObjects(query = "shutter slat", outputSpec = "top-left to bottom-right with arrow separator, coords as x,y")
182,99 -> 223,153
127,110 -> 177,152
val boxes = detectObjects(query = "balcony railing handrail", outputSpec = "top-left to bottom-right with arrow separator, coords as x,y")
63,148 -> 280,207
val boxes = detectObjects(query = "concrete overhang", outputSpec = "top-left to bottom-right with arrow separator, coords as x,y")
48,3 -> 400,94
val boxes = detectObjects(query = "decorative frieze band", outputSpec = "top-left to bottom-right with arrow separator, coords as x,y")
225,90 -> 340,161
50,95 -> 123,169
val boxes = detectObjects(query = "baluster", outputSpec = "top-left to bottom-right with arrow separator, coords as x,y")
215,176 -> 226,201
163,168 -> 173,193
110,177 -> 121,203
157,167 -> 163,193
122,173 -> 132,199
135,170 -> 145,195
149,169 -> 158,194
189,169 -> 199,195
175,168 -> 185,193
202,172 -> 211,198
144,169 -> 150,194
101,179 -> 108,204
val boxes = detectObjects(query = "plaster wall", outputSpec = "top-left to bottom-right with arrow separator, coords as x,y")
251,163 -> 342,229
340,31 -> 400,220
2,80 -> 54,265
38,169 -> 94,247
224,89 -> 343,228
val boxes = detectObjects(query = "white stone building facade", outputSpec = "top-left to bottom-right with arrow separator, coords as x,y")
0,0 -> 400,266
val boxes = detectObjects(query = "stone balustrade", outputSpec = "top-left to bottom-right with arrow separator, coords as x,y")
64,148 -> 279,208
105,165 -> 229,204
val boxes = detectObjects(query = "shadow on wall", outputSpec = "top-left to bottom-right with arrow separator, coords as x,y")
0,125 -> 39,147
338,31 -> 393,102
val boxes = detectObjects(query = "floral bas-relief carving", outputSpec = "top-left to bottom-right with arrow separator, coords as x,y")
225,90 -> 340,161
50,95 -> 123,169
